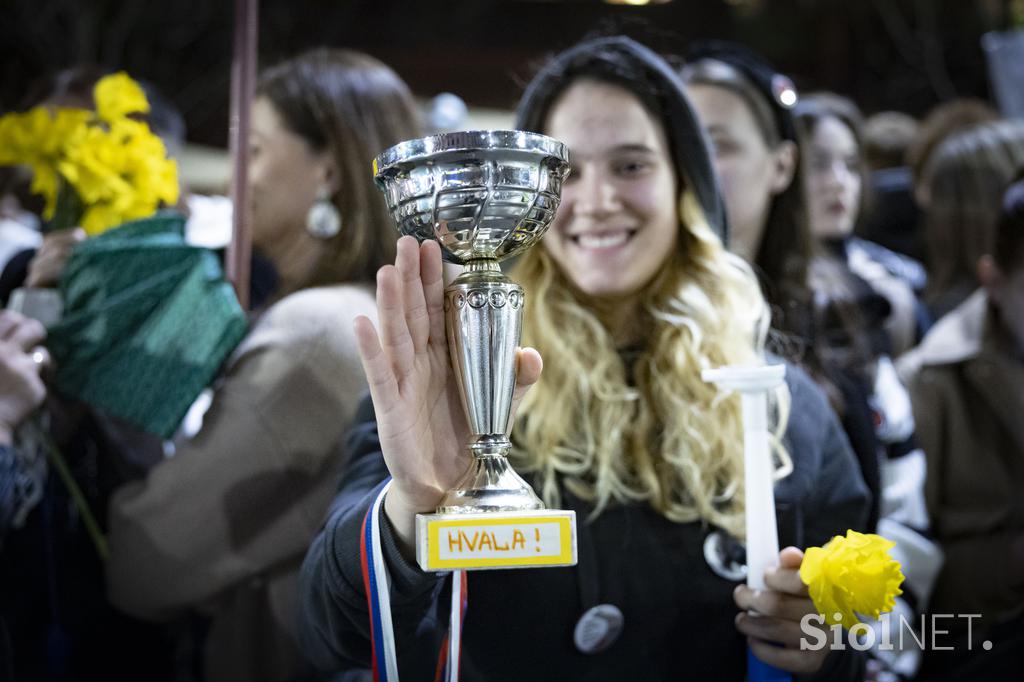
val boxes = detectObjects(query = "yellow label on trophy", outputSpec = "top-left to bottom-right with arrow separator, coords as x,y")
416,510 -> 577,571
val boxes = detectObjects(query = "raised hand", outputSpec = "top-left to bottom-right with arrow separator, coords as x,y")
354,236 -> 541,549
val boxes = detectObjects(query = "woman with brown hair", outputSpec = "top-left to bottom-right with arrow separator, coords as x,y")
249,48 -> 418,297
105,48 -> 422,681
795,93 -> 925,357
680,43 -> 809,332
901,171 -> 1024,679
917,119 -> 1024,322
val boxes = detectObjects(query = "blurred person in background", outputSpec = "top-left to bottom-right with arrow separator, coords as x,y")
796,92 -> 925,356
104,48 -> 422,682
859,111 -> 925,265
0,64 -> 278,310
680,43 -> 808,330
899,172 -> 1024,680
905,98 -> 1000,213
0,310 -> 48,681
0,310 -> 47,539
864,111 -> 919,174
0,65 -> 244,682
914,120 -> 1024,324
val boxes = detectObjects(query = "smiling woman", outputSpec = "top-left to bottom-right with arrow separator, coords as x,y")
298,35 -> 870,682
510,68 -> 768,531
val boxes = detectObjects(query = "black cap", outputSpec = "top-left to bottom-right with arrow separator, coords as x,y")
515,35 -> 729,245
685,40 -> 799,144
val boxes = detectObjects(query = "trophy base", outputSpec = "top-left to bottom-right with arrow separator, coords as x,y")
415,509 -> 577,572
436,451 -> 544,513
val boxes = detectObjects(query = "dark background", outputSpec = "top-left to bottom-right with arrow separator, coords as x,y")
0,0 -> 1021,148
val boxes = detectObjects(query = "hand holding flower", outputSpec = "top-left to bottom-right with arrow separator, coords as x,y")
734,546 -> 831,674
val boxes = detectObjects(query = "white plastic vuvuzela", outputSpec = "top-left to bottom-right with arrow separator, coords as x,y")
702,364 -> 786,591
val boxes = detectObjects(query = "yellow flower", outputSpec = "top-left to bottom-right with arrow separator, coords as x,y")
800,530 -> 904,630
30,165 -> 60,217
94,71 -> 150,123
62,117 -> 179,235
0,107 -> 90,217
80,203 -> 127,236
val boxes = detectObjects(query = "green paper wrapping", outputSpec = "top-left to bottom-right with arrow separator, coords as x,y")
47,212 -> 248,438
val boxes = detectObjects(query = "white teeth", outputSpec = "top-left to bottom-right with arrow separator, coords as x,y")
575,232 -> 629,249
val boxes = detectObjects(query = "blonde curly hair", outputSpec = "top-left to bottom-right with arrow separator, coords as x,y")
510,191 -> 791,538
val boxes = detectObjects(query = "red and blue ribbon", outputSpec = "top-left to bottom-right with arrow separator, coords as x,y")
360,481 -> 468,682
360,480 -> 399,682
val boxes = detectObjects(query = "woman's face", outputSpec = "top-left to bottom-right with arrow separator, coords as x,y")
543,79 -> 679,303
805,115 -> 861,239
687,83 -> 793,262
249,97 -> 328,250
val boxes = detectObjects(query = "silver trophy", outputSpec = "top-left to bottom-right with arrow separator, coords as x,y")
373,130 -> 569,518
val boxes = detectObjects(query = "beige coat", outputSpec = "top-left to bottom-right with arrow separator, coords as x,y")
898,290 -> 1024,626
107,285 -> 376,681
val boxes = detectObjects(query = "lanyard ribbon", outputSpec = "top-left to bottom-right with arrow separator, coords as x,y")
360,481 -> 467,682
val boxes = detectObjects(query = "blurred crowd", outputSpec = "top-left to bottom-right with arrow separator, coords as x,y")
1,29 -> 1022,682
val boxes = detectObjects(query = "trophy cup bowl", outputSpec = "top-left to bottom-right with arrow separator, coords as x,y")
373,130 -> 568,264
374,131 -> 569,517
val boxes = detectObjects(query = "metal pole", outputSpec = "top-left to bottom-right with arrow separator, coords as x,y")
226,0 -> 258,310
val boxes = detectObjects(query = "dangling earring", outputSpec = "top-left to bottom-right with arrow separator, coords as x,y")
306,187 -> 341,239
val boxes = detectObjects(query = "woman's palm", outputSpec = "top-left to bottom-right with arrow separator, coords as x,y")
374,320 -> 470,511
356,237 -> 542,519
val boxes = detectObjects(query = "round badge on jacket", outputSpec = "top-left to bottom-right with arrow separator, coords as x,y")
573,604 -> 624,654
703,530 -> 748,582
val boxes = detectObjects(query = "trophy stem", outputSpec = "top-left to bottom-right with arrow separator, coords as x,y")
441,264 -> 544,513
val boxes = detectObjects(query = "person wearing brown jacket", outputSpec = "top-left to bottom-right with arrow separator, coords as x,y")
105,49 -> 421,681
898,174 -> 1024,679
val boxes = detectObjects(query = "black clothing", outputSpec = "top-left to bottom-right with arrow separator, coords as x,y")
298,364 -> 870,681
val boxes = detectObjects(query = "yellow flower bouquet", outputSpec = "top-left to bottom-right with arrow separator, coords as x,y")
1,72 -> 248,439
0,72 -> 179,234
